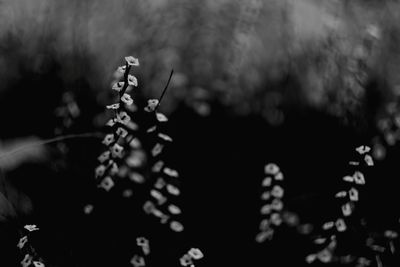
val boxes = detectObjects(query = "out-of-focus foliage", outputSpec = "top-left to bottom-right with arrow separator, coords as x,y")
2,0 -> 400,125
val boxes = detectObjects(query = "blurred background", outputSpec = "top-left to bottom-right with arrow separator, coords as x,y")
1,0 -> 400,266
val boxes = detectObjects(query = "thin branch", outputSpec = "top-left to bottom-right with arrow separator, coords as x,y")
156,69 -> 174,111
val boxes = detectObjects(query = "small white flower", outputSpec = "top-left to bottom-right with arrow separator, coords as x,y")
262,177 -> 272,187
349,188 -> 359,201
143,201 -> 156,214
188,248 -> 204,260
343,175 -> 354,183
117,111 -> 131,125
270,213 -> 282,226
21,254 -> 33,267
99,176 -> 114,191
180,254 -> 193,267
121,93 -> 134,105
336,218 -> 347,232
95,165 -> 106,178
151,143 -> 164,157
166,184 -> 180,196
102,134 -> 115,146
152,161 -> 164,172
33,261 -> 45,267
271,199 -> 283,211
126,151 -> 146,168
129,138 -> 141,149
24,225 -> 39,232
322,221 -> 335,230
83,204 -> 94,214
158,133 -> 173,142
168,204 -> 182,215
106,118 -> 116,127
364,155 -> 374,166
112,81 -> 125,92
163,167 -> 179,177
271,185 -> 284,198
353,171 -> 365,185
255,229 -> 274,243
130,254 -> 145,267
342,203 -> 352,216
150,189 -> 167,205
127,121 -> 139,131
156,112 -> 168,122
111,143 -> 124,158
260,204 -> 272,215
259,219 -> 270,231
355,145 -> 371,155
335,191 -> 347,198
17,236 -> 28,249
154,178 -> 166,190
122,189 -> 133,198
129,172 -> 145,184
136,237 -> 150,255
106,103 -> 120,110
117,65 -> 126,73
261,191 -> 271,200
170,221 -> 184,232
144,99 -> 159,112
317,249 -> 332,263
147,126 -> 157,133
128,75 -> 138,86
116,127 -> 128,138
274,172 -> 284,180
125,56 -> 139,66
264,163 -> 280,175
98,151 -> 111,163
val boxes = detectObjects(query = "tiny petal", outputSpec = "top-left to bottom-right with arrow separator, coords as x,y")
163,167 -> 179,177
116,127 -> 128,138
121,93 -> 134,105
336,218 -> 347,232
17,236 -> 28,249
170,221 -> 184,232
262,177 -> 272,187
322,221 -> 335,230
21,254 -> 33,267
271,185 -> 284,198
255,229 -> 274,243
83,204 -> 94,214
166,184 -> 180,196
98,151 -> 111,163
364,155 -> 374,166
353,171 -> 365,185
128,75 -> 138,86
24,225 -> 39,232
111,143 -> 124,158
265,163 -> 280,175
129,172 -> 145,184
158,133 -> 173,142
152,161 -> 164,172
130,255 -> 145,267
147,126 -> 157,133
188,248 -> 204,260
102,134 -> 115,146
117,111 -> 131,125
151,143 -> 164,157
112,81 -> 125,92
150,189 -> 167,205
355,145 -> 371,155
156,112 -> 168,122
125,56 -> 139,66
335,191 -> 347,198
95,165 -> 106,178
106,103 -> 120,110
180,254 -> 193,267
99,176 -> 114,191
349,188 -> 359,201
154,178 -> 166,189
342,203 -> 352,216
144,99 -> 159,112
33,261 -> 45,267
168,204 -> 182,215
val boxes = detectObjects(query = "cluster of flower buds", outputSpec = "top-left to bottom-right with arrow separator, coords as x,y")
17,225 -> 45,267
179,248 -> 204,267
94,56 -> 143,194
306,145 -> 373,265
130,237 -> 150,267
140,93 -> 184,232
255,163 -> 284,243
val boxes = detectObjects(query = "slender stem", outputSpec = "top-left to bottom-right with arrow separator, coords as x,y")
0,132 -> 103,160
156,69 -> 174,111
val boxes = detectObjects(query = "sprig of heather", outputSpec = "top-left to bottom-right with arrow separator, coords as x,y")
255,163 -> 285,243
94,56 -> 142,193
179,248 -> 204,267
141,73 -> 186,233
305,145 -> 374,265
17,224 -> 45,267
